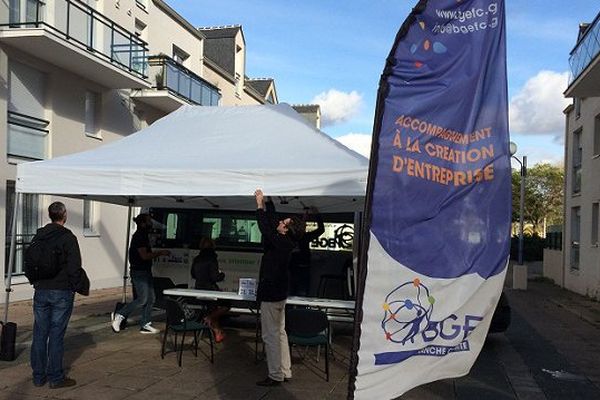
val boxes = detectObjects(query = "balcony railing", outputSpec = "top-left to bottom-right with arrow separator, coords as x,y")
1,0 -> 148,79
568,12 -> 600,85
148,55 -> 220,106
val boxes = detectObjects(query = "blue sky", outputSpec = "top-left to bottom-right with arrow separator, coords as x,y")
169,0 -> 599,166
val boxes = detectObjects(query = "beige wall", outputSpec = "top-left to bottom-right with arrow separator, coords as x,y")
564,97 -> 600,300
0,46 -> 139,303
543,249 -> 563,286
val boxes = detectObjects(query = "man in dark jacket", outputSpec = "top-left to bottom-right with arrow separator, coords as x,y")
290,207 -> 325,296
254,189 -> 305,387
30,201 -> 89,389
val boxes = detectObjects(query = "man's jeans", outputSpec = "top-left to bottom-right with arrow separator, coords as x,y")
118,270 -> 155,327
31,289 -> 74,385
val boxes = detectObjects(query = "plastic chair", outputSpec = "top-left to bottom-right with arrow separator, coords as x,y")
317,257 -> 352,299
161,298 -> 214,366
153,277 -> 187,310
286,308 -> 329,381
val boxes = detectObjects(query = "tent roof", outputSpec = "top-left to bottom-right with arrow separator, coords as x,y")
17,104 -> 368,212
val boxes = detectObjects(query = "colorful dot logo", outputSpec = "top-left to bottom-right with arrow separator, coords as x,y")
409,19 -> 448,69
381,278 -> 435,344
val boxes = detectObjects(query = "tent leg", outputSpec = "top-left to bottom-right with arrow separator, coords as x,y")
3,193 -> 21,324
121,202 -> 133,304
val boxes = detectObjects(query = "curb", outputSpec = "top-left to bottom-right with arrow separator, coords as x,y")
548,299 -> 600,328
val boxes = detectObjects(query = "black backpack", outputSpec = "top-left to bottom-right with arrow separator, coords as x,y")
24,231 -> 67,284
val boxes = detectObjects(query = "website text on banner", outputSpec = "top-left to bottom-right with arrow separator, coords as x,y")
349,1 -> 510,399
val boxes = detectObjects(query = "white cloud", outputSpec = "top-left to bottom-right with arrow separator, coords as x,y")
509,70 -> 571,138
311,89 -> 363,126
335,133 -> 372,158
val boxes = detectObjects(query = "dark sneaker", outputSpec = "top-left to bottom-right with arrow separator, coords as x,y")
49,377 -> 76,389
33,379 -> 46,387
256,377 -> 282,387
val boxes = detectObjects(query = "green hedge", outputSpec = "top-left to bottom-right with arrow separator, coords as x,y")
510,234 -> 544,262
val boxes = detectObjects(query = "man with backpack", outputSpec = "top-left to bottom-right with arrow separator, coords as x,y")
27,201 -> 89,389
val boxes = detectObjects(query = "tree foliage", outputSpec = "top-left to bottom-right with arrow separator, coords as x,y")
512,163 -> 563,233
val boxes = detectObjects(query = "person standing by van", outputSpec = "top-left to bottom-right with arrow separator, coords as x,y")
111,213 -> 169,334
254,189 -> 305,387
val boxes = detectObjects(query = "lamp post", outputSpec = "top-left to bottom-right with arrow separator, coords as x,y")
509,142 -> 527,266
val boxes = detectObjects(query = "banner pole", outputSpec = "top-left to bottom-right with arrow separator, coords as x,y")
347,2 -> 430,398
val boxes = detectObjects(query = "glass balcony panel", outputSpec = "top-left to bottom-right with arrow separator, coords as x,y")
190,79 -> 202,103
201,84 -> 211,105
178,73 -> 191,99
569,14 -> 600,84
165,62 -> 179,91
68,4 -> 92,48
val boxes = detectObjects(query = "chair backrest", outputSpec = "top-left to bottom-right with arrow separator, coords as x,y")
153,277 -> 177,309
164,298 -> 186,327
286,308 -> 328,338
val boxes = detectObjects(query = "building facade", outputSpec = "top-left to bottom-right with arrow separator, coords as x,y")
0,0 -> 278,303
562,11 -> 600,299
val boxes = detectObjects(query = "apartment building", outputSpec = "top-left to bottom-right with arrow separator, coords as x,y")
562,11 -> 600,299
0,0 -> 278,303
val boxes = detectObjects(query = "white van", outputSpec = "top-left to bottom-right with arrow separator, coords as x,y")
148,207 -> 357,300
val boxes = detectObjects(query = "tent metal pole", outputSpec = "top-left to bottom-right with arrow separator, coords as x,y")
3,192 -> 21,324
121,201 -> 133,303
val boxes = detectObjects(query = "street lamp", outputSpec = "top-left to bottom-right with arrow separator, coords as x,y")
509,142 -> 527,266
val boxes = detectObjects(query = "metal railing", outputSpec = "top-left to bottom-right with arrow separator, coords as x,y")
1,0 -> 148,79
4,233 -> 34,276
569,11 -> 600,84
148,55 -> 220,106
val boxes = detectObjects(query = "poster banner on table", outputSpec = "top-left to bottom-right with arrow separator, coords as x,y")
350,0 -> 511,399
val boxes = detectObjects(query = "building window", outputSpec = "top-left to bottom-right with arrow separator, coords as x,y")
570,207 -> 581,270
134,18 -> 146,40
574,97 -> 581,119
235,73 -> 241,98
172,45 -> 189,65
594,114 -> 600,157
84,91 -> 100,137
5,181 -> 40,276
8,60 -> 48,160
83,200 -> 99,236
135,0 -> 148,11
593,202 -> 599,247
572,129 -> 582,194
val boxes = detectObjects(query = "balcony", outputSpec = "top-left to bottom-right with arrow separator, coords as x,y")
0,0 -> 150,89
130,55 -> 221,113
565,12 -> 600,98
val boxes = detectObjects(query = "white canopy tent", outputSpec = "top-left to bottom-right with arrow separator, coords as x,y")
4,103 -> 368,321
16,103 -> 368,212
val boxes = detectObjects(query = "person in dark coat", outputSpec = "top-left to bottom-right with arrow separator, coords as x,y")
290,207 -> 325,296
254,189 -> 305,387
30,201 -> 89,389
191,237 -> 228,342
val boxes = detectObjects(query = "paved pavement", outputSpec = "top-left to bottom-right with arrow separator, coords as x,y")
1,262 -> 599,399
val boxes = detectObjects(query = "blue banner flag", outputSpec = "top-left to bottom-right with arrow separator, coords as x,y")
350,1 -> 510,398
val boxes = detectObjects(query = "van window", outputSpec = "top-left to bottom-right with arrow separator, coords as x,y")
203,214 -> 262,247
